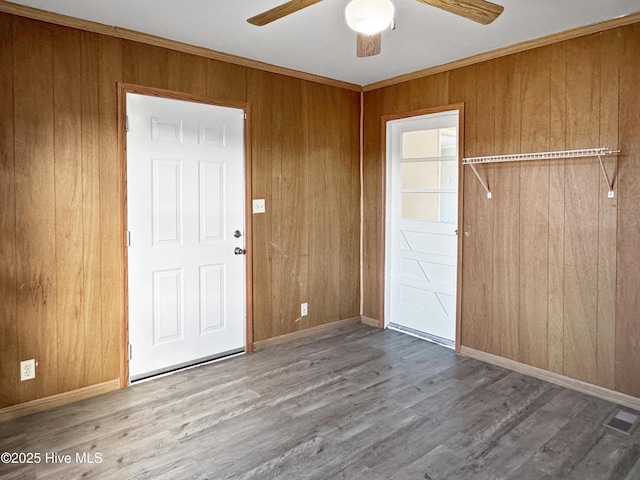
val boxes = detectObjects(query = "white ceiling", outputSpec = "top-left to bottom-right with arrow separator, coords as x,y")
7,0 -> 640,86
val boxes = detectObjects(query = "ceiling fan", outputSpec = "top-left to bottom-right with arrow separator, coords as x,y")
247,0 -> 504,58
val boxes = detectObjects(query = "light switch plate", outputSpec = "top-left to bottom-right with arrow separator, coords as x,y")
252,199 -> 266,214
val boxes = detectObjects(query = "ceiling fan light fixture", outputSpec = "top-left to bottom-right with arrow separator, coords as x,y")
345,0 -> 395,35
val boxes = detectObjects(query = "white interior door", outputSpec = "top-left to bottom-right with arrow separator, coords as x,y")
385,110 -> 460,347
127,93 -> 246,381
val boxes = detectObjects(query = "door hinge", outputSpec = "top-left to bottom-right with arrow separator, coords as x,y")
244,112 -> 247,120
125,115 -> 130,132
128,344 -> 132,360
127,231 -> 131,247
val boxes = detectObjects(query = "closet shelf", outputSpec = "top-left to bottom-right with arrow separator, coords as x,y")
463,148 -> 620,199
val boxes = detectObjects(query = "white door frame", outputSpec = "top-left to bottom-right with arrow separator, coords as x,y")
117,83 -> 253,387
381,104 -> 464,353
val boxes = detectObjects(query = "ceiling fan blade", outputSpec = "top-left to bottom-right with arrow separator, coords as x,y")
248,0 -> 324,26
417,0 -> 503,25
357,32 -> 381,58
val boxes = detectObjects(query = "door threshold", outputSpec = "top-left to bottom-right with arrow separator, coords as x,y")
130,348 -> 245,384
388,323 -> 454,349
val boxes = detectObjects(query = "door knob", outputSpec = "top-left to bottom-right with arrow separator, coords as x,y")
234,230 -> 242,238
234,247 -> 245,255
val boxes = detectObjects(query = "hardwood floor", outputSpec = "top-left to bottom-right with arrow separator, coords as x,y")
1,323 -> 639,479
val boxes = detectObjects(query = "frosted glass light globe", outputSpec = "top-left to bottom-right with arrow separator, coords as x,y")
345,0 -> 395,35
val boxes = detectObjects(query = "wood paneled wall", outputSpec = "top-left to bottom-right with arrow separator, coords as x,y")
0,16 -> 124,408
362,24 -> 640,397
248,72 -> 361,342
0,12 -> 360,409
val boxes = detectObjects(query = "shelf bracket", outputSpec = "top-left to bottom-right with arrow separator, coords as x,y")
597,153 -> 616,198
469,163 -> 491,198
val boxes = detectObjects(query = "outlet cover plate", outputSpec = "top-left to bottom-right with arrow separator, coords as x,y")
20,359 -> 35,381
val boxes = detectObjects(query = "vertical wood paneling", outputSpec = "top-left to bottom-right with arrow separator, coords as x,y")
518,47 -> 550,369
361,88 -> 384,320
307,82 -> 329,329
438,72 -> 450,106
322,86 -> 342,326
249,72 -> 359,341
98,35 -> 123,381
547,42 -> 566,375
266,74 -> 285,337
247,70 -> 274,342
381,83 -> 412,115
339,90 -> 361,319
79,30 -> 103,387
563,35 -> 600,384
127,43 -> 169,89
121,40 -> 139,85
595,29 -> 620,390
409,72 -> 448,110
53,25 -> 85,392
297,83 -> 312,332
166,49 -> 182,92
0,12 -> 18,409
492,55 -> 521,361
13,16 -> 58,403
474,61 -> 499,354
278,75 -> 306,334
207,59 -> 247,102
180,53 -> 207,97
449,65 -> 479,349
615,22 -> 640,397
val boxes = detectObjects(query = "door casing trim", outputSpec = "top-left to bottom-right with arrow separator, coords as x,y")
117,83 -> 253,387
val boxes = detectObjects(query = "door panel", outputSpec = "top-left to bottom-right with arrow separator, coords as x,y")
200,264 -> 225,332
127,93 -> 245,381
152,158 -> 182,245
386,111 -> 460,346
199,161 -> 225,242
153,269 -> 183,344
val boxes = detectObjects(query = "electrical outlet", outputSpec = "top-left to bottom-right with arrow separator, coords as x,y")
301,302 -> 308,317
20,359 -> 36,381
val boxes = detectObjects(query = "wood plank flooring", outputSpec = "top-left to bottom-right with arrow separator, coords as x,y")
1,324 -> 639,479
